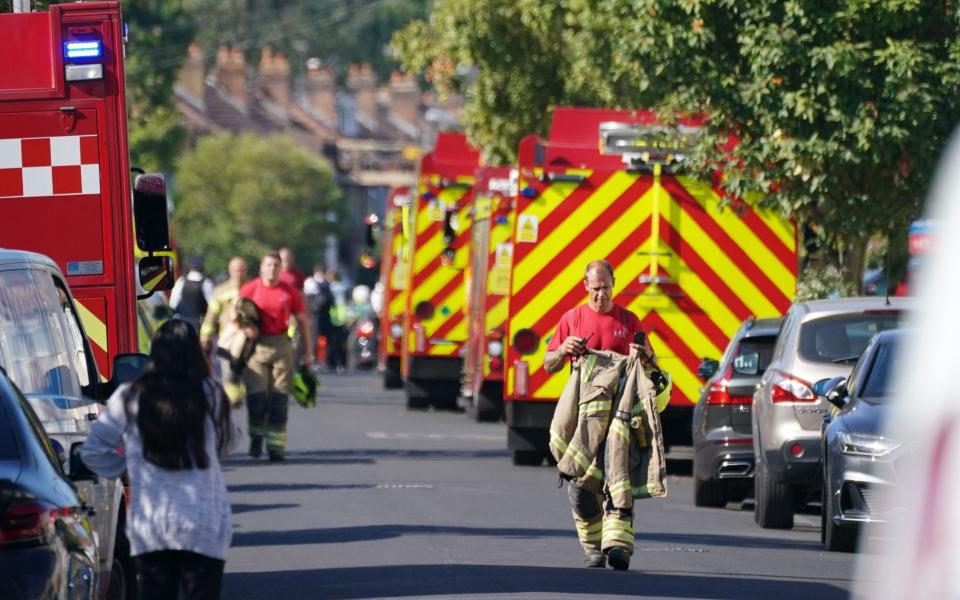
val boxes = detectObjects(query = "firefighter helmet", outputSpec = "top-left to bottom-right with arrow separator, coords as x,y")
292,366 -> 318,408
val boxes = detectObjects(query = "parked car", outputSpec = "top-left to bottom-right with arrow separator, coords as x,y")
692,317 -> 782,507
752,296 -> 909,529
817,329 -> 903,552
0,249 -> 135,598
0,368 -> 98,600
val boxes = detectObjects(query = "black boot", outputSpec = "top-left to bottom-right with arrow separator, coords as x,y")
605,547 -> 630,571
249,437 -> 263,459
584,550 -> 606,568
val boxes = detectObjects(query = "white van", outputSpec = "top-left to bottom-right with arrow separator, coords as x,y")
0,248 -> 134,598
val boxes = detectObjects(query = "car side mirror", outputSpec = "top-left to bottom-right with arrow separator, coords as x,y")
50,438 -> 67,469
69,442 -> 98,483
814,376 -> 849,409
697,358 -> 719,381
112,353 -> 149,386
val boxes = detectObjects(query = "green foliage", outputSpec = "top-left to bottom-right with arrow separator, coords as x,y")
173,132 -> 344,273
189,0 -> 429,80
124,0 -> 196,173
395,0 -> 959,289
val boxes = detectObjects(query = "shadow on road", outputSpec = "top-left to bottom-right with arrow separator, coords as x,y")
222,456 -> 376,468
285,448 -> 510,460
228,483 -> 375,493
231,502 -> 300,514
223,564 -> 846,599
230,523 -> 818,553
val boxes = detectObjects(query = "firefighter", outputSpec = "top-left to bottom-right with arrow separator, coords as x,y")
544,259 -> 656,571
200,256 -> 248,405
239,252 -> 313,462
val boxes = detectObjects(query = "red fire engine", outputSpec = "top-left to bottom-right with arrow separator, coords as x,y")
460,166 -> 515,421
401,133 -> 481,408
0,2 -> 173,378
503,108 -> 797,464
378,185 -> 412,388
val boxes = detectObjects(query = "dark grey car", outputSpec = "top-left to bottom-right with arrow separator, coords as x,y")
818,329 -> 903,552
692,317 -> 782,507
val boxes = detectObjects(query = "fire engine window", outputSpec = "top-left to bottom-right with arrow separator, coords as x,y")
0,269 -> 81,398
49,276 -> 93,392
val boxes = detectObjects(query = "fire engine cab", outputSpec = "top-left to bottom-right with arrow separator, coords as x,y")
0,2 -> 173,378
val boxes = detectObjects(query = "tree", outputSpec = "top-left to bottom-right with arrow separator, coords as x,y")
124,0 -> 196,173
173,132 -> 344,274
394,0 -> 960,291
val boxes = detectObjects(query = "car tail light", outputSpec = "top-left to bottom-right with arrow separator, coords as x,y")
513,329 -> 540,355
790,443 -> 805,458
706,365 -> 753,405
358,321 -> 375,336
489,356 -> 503,371
770,370 -> 816,403
0,501 -> 58,546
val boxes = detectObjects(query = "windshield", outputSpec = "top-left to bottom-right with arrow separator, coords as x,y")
861,340 -> 898,400
731,335 -> 777,376
798,312 -> 901,364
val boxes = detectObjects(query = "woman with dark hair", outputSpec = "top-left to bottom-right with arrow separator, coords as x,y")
82,319 -> 236,599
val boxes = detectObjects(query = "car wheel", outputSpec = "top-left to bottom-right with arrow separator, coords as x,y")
107,529 -> 136,600
823,471 -> 857,552
754,457 -> 794,529
694,476 -> 727,508
383,366 -> 403,389
511,450 -> 543,466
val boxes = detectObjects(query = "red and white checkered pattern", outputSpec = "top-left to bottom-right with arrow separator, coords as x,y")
0,135 -> 100,198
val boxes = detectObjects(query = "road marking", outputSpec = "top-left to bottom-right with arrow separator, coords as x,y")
366,432 -> 504,442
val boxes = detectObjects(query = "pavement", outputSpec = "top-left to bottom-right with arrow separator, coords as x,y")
220,371 -> 862,600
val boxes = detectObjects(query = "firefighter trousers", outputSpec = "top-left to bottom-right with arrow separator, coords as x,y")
568,482 -> 634,556
247,392 -> 288,453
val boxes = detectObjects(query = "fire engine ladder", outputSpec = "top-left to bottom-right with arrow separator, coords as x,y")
637,164 -> 681,297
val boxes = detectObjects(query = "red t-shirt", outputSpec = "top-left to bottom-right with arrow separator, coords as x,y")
239,279 -> 304,336
547,304 -> 645,357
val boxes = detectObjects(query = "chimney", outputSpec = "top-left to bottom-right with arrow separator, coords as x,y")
347,63 -> 376,122
216,46 -> 247,105
259,48 -> 291,109
305,58 -> 337,123
389,71 -> 420,126
177,42 -> 205,104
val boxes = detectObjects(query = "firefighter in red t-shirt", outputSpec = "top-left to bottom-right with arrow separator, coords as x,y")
239,252 -> 313,461
544,259 -> 655,571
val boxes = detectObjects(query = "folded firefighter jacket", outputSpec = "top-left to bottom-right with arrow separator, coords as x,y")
549,350 -> 668,509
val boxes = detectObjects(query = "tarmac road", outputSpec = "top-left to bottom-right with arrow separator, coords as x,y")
220,371 -> 861,600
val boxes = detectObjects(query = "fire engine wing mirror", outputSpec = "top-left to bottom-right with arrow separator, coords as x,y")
138,255 -> 174,297
113,353 -> 149,386
133,173 -> 171,253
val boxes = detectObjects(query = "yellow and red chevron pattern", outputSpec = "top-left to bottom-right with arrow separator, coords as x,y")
381,198 -> 410,358
505,167 -> 797,409
403,174 -> 475,362
480,204 -> 513,380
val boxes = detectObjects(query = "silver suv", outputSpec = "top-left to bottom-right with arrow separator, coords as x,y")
752,297 -> 909,529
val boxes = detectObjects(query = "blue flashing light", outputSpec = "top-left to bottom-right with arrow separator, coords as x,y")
520,187 -> 538,198
65,40 -> 103,60
420,192 -> 436,201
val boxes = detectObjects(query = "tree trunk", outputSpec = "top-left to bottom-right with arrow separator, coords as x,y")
839,238 -> 868,296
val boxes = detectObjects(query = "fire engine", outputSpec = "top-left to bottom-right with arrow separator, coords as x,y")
460,166 -> 515,421
0,1 -> 173,379
401,133 -> 481,408
379,185 -> 411,388
503,107 -> 797,465
0,3 -> 173,596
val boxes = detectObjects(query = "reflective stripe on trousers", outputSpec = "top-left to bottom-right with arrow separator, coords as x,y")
568,482 -> 635,555
247,392 -> 289,452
